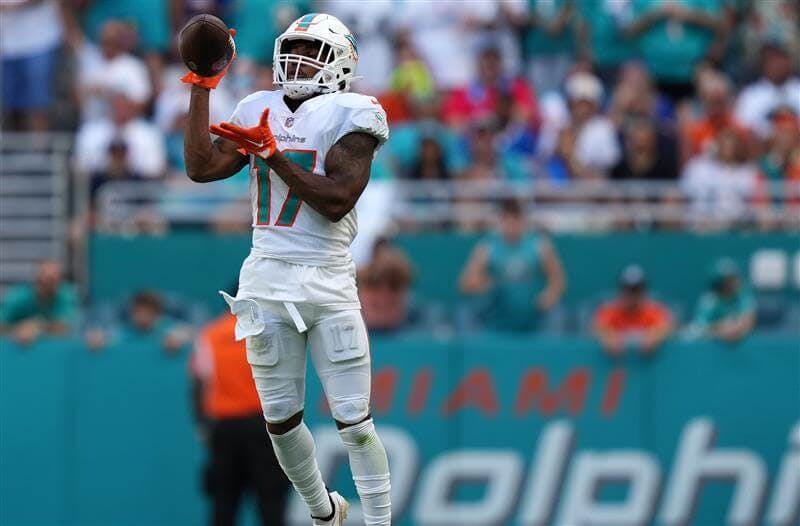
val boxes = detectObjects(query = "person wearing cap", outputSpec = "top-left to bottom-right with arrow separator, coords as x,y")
735,39 -> 800,140
460,199 -> 566,332
689,258 -> 756,342
593,265 -> 674,356
558,72 -> 621,179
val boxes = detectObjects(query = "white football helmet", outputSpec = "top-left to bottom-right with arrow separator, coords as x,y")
273,13 -> 359,100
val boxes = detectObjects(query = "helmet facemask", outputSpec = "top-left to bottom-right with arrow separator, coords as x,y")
273,35 -> 357,100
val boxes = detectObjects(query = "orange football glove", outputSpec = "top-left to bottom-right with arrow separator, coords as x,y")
180,28 -> 237,89
209,108 -> 277,159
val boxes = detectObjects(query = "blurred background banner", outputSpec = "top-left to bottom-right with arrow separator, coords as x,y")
2,334 -> 797,525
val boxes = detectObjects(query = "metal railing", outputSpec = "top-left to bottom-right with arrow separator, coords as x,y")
94,177 -> 800,233
0,132 -> 74,290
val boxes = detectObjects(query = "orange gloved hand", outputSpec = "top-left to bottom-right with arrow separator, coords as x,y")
209,107 -> 277,159
180,28 -> 237,89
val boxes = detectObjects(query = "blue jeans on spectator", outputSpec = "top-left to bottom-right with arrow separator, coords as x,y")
2,46 -> 58,111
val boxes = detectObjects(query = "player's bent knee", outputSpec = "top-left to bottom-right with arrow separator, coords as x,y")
329,396 -> 370,425
259,395 -> 303,424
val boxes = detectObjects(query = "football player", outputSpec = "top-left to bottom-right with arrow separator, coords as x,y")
182,13 -> 390,526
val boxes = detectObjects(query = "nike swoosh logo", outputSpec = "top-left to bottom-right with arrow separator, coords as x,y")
242,138 -> 265,148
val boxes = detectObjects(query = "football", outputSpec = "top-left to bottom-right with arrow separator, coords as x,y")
178,14 -> 234,77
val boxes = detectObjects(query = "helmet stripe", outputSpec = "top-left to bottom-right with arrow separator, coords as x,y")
294,13 -> 319,32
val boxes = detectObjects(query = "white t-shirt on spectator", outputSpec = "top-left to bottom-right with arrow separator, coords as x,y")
574,116 -> 621,172
734,77 -> 800,138
681,154 -> 760,222
75,118 -> 166,178
0,0 -> 63,58
78,42 -> 152,122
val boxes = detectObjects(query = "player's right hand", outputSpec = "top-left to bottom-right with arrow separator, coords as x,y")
180,28 -> 237,90
209,108 -> 278,159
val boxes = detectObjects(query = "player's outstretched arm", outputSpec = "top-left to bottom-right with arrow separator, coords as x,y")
184,86 -> 248,183
266,132 -> 378,222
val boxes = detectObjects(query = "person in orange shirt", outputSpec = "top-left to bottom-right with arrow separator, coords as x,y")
593,265 -> 674,357
191,306 -> 290,526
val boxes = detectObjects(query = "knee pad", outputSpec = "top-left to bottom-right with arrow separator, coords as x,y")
330,396 -> 370,425
245,314 -> 309,425
309,311 -> 371,424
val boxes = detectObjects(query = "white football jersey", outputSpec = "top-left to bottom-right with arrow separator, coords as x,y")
227,89 -> 389,266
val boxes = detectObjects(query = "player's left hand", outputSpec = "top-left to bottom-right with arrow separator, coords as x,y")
209,108 -> 277,159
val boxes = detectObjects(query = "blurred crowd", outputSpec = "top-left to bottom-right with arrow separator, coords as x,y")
1,1 -> 798,350
2,0 -> 799,231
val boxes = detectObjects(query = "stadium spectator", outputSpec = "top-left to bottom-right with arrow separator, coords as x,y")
154,63 -> 237,172
191,302 -> 291,526
577,0 -> 635,84
388,31 -> 435,102
734,40 -> 800,140
682,70 -> 744,161
681,126 -> 764,228
359,240 -> 415,333
85,291 -> 191,353
325,0 -> 394,94
408,137 -> 450,181
593,265 -> 673,356
385,96 -> 468,179
75,0 -> 170,97
608,61 -> 675,129
625,0 -> 725,102
70,19 -> 152,123
759,106 -> 800,178
441,45 -> 538,130
612,117 -> 679,180
541,72 -> 620,179
740,1 -> 800,76
75,87 -> 166,179
0,0 -> 64,131
394,0 -> 483,90
459,199 -> 565,332
514,0 -> 577,96
230,0 -> 309,66
0,260 -> 77,345
495,92 -> 538,159
688,258 -> 755,342
463,118 -> 530,183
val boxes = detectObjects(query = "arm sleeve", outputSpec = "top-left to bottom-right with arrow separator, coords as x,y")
335,102 -> 390,154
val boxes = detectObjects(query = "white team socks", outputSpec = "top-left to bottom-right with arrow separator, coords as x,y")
268,423 -> 332,520
338,419 -> 392,526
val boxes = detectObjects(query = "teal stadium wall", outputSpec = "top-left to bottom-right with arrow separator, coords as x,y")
1,335 -> 798,525
89,232 -> 799,318
2,232 -> 798,525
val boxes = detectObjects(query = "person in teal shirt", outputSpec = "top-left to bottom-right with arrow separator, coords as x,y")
690,258 -> 756,342
80,0 -> 170,52
515,0 -> 578,95
460,199 -> 566,332
85,291 -> 190,353
577,0 -> 636,83
231,0 -> 310,63
0,260 -> 78,345
627,0 -> 724,99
